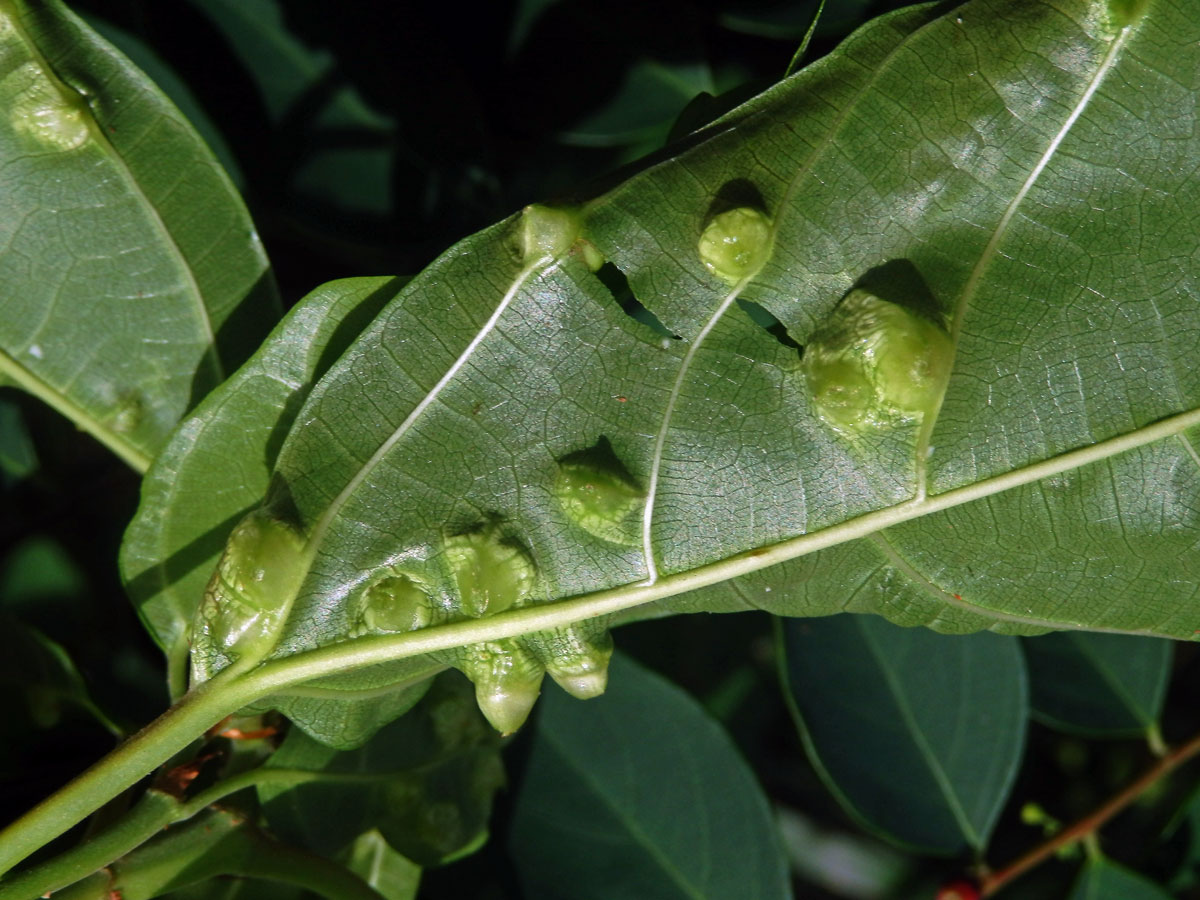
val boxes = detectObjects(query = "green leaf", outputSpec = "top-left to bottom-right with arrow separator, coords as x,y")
1022,633 -> 1172,737
258,673 -> 503,866
0,396 -> 37,480
79,12 -> 244,188
120,276 -> 403,698
510,653 -> 791,900
146,0 -> 1200,745
0,0 -> 278,471
0,536 -> 86,610
779,615 -> 1026,852
1068,859 -> 1173,900
343,831 -> 420,900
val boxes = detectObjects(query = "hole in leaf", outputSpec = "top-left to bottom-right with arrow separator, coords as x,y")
737,298 -> 803,356
594,262 -> 679,340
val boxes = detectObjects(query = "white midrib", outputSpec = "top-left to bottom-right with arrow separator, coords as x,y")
303,257 -> 554,556
249,403 -> 1200,695
640,285 -> 746,584
914,23 -> 1137,497
638,12 -> 942,584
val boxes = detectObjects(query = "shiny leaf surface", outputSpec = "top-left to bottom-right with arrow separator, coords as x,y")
0,0 -> 278,470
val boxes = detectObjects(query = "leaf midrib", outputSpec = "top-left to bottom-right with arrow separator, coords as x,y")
858,620 -> 981,846
540,726 -> 709,900
246,404 -> 1200,699
916,19 -> 1140,492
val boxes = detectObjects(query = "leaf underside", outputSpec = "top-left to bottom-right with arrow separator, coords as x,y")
122,0 -> 1200,742
0,0 -> 278,468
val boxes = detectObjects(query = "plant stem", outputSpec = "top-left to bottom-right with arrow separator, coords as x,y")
0,768 -> 393,900
0,666 -> 251,879
979,729 -> 1200,896
0,792 -> 177,900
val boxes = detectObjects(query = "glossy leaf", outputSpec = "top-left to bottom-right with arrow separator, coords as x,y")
1023,633 -> 1171,736
119,275 -> 409,715
780,615 -> 1027,852
0,0 -> 278,470
1067,859 -> 1173,900
128,0 -> 1200,747
510,653 -> 791,900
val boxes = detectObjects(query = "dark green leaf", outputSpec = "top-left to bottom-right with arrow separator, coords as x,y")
0,0 -> 278,470
0,396 -> 37,480
0,617 -> 121,736
259,673 -> 503,866
510,653 -> 791,900
1023,633 -> 1171,737
780,615 -> 1027,852
1068,859 -> 1173,900
0,537 -> 86,610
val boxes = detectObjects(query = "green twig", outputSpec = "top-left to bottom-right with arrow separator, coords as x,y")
230,830 -> 387,900
0,792 -> 177,900
0,666 -> 249,878
0,767 -> 395,899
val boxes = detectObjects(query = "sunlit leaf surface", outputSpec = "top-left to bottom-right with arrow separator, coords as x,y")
0,0 -> 277,470
124,0 -> 1200,741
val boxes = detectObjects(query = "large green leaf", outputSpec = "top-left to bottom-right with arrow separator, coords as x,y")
510,653 -> 791,900
0,0 -> 278,471
128,0 -> 1199,744
779,615 -> 1026,852
1022,633 -> 1171,737
258,673 -> 502,866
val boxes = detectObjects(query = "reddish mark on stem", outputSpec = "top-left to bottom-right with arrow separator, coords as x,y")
615,396 -> 627,402
159,751 -> 217,797
954,594 -> 962,600
219,726 -> 279,741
